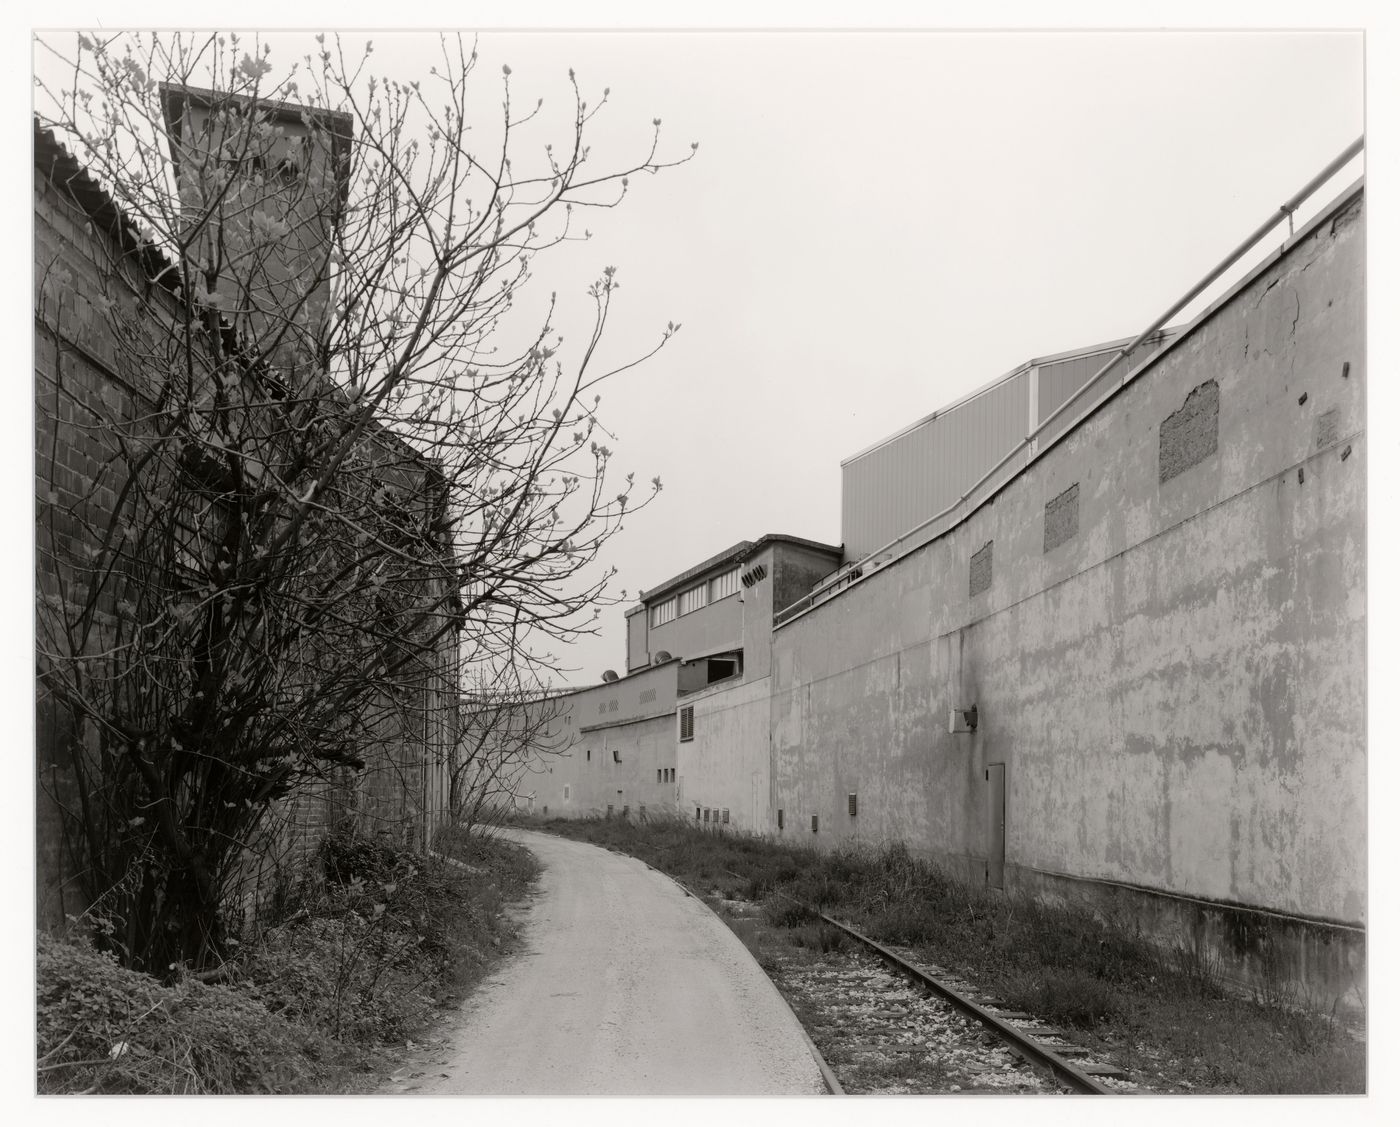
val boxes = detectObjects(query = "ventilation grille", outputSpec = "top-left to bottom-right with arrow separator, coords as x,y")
740,563 -> 768,588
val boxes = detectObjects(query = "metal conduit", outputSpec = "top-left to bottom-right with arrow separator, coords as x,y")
778,136 -> 1365,626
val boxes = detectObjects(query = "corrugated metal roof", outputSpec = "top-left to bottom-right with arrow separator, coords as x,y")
840,332 -> 1176,468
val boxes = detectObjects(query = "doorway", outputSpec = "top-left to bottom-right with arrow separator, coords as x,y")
985,764 -> 1006,889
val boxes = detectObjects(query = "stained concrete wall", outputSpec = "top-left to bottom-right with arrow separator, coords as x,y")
678,676 -> 773,833
771,187 -> 1365,1003
529,661 -> 681,819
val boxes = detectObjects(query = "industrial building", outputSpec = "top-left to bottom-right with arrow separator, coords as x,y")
530,165 -> 1365,1009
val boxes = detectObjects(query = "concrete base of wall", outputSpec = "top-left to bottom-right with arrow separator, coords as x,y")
1011,864 -> 1366,1016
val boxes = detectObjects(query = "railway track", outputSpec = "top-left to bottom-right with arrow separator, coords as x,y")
737,878 -> 1133,1094
811,913 -> 1127,1093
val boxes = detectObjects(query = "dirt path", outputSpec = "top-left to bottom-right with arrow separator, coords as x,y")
413,828 -> 829,1096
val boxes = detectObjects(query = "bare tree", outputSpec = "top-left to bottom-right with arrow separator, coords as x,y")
34,31 -> 691,973
451,661 -> 572,829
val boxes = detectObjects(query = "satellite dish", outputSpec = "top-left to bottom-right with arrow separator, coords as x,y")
653,651 -> 673,664
601,670 -> 619,682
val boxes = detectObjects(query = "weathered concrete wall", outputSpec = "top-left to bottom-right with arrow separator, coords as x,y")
678,676 -> 773,833
532,662 -> 681,819
545,715 -> 678,819
772,187 -> 1365,1001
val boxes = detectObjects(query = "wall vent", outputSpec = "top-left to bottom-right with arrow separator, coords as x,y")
740,563 -> 768,588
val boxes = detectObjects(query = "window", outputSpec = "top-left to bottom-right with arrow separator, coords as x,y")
657,769 -> 663,784
607,804 -> 614,817
650,598 -> 676,627
696,807 -> 701,820
811,815 -> 819,833
586,749 -> 591,762
612,749 -> 621,763
679,584 -> 707,616
848,793 -> 858,817
710,567 -> 741,601
564,785 -> 571,800
679,706 -> 694,742
778,809 -> 784,830
721,809 -> 729,824
703,808 -> 710,823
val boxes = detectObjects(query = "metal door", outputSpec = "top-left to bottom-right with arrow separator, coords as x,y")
985,764 -> 1006,889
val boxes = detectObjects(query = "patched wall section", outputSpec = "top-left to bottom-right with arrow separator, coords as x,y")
1043,483 -> 1080,553
1159,379 -> 1220,483
969,541 -> 994,596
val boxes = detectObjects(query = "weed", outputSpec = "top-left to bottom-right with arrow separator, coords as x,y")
1000,967 -> 1117,1028
1171,941 -> 1227,1000
764,897 -> 816,929
787,922 -> 849,954
39,827 -> 539,1093
543,816 -> 1365,1094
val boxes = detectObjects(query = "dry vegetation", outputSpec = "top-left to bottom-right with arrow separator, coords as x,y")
37,826 -> 537,1094
539,814 -> 1365,1095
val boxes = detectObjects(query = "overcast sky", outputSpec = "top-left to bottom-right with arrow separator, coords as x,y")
24,21 -> 1367,690
377,28 -> 1360,687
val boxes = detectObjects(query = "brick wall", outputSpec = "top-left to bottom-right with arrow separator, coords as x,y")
34,131 -> 456,935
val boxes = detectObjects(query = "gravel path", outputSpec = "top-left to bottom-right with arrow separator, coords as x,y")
413,829 -> 829,1096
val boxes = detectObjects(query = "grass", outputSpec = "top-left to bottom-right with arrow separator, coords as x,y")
37,824 -> 539,1094
536,814 -> 1364,1094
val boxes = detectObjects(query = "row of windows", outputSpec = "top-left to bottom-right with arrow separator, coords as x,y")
696,807 -> 729,824
648,567 -> 742,626
656,767 -> 675,784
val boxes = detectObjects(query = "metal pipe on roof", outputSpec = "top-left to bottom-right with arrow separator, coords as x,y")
780,136 -> 1365,625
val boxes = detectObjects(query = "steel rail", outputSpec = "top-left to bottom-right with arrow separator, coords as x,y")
774,135 -> 1365,628
809,910 -> 1116,1094
748,877 -> 1120,1093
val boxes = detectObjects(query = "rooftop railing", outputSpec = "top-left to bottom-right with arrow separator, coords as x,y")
774,136 -> 1364,629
